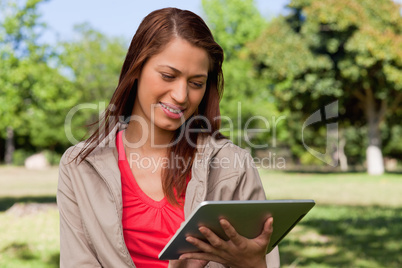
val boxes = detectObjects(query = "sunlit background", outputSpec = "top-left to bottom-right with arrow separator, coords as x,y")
1,0 -> 401,267
38,0 -> 290,44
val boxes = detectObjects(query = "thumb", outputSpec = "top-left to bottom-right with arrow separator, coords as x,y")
255,216 -> 273,246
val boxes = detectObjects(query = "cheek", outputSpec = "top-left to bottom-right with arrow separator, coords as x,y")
138,76 -> 164,99
190,89 -> 206,107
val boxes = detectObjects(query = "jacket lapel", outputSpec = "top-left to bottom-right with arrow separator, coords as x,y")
184,135 -> 231,218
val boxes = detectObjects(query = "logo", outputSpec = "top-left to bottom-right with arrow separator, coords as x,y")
302,101 -> 339,166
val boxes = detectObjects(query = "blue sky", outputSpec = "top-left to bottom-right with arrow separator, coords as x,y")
38,0 -> 290,43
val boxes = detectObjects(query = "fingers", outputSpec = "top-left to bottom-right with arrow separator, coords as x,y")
198,226 -> 226,249
171,258 -> 209,268
183,218 -> 272,267
256,216 -> 274,244
183,236 -> 225,264
186,234 -> 217,253
219,219 -> 244,246
263,217 -> 274,235
179,251 -> 222,263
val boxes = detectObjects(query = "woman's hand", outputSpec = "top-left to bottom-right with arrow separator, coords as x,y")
178,217 -> 273,268
169,259 -> 208,268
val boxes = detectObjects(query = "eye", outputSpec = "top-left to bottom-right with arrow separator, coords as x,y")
190,81 -> 204,88
161,73 -> 175,80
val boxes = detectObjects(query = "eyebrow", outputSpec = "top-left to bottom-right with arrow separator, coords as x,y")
158,65 -> 208,78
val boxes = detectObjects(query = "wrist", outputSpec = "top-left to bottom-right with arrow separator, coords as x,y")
254,258 -> 267,268
233,258 -> 266,268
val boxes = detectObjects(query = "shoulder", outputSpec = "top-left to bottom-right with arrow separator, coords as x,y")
208,135 -> 252,159
197,135 -> 255,170
59,123 -> 122,167
198,136 -> 265,201
59,142 -> 86,166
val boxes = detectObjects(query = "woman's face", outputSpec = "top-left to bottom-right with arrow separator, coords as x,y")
132,37 -> 209,134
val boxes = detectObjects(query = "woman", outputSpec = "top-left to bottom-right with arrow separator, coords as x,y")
57,7 -> 280,268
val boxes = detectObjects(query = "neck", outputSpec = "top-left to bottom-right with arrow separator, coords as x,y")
124,120 -> 176,156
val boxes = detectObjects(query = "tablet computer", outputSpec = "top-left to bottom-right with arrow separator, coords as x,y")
159,199 -> 315,260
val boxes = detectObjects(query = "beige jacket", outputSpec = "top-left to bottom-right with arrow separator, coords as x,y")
57,127 -> 280,268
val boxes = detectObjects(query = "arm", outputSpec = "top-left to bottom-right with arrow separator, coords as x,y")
57,154 -> 101,267
180,217 -> 273,268
174,150 -> 280,268
238,152 -> 280,268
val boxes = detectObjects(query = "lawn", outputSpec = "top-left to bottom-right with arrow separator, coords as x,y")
0,166 -> 59,268
260,170 -> 402,267
0,166 -> 401,267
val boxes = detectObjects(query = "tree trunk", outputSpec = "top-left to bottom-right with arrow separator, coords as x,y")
365,92 -> 384,175
338,135 -> 348,171
5,127 -> 15,165
367,122 -> 384,175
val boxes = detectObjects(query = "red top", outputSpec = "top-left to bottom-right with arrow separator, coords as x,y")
116,131 -> 185,268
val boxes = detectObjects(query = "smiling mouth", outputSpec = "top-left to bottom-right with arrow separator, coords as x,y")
159,102 -> 184,114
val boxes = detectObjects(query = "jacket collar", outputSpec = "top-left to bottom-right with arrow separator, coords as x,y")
84,123 -> 232,217
84,123 -> 124,213
184,134 -> 232,216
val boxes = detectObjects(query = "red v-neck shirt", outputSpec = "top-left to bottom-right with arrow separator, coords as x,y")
116,131 -> 185,267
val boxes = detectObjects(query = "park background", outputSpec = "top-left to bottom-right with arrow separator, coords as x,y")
0,0 -> 401,267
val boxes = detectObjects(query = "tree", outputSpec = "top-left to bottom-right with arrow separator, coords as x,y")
0,0 -> 64,163
0,0 -> 87,164
59,23 -> 126,103
0,1 -> 130,164
250,0 -> 402,174
202,0 -> 282,152
58,23 -> 127,144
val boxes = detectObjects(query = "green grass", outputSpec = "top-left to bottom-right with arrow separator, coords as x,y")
259,170 -> 402,267
0,166 -> 60,268
260,171 -> 402,207
0,166 -> 58,213
0,166 -> 58,197
0,209 -> 59,268
278,205 -> 402,268
0,166 -> 401,267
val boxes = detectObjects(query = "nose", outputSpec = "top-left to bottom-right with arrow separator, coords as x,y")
170,79 -> 188,104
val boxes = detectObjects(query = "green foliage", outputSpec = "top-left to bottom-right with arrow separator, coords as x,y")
383,125 -> 402,158
341,126 -> 367,164
43,150 -> 61,166
58,23 -> 127,143
202,0 -> 266,60
299,151 -> 325,166
0,0 -> 127,161
10,149 -> 60,166
12,149 -> 32,166
0,0 -> 78,159
59,23 -> 126,103
249,0 -> 402,167
0,0 -> 46,135
202,0 -> 281,150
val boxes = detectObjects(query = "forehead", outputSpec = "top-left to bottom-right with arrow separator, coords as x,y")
147,38 -> 210,75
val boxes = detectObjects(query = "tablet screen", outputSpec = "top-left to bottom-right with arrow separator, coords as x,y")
159,199 -> 315,260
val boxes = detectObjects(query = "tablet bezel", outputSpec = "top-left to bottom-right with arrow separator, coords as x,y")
159,199 -> 315,260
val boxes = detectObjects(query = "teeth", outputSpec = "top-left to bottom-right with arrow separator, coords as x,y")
161,103 -> 181,114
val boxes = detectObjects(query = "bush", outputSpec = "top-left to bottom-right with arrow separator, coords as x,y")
43,150 -> 62,166
12,149 -> 32,166
299,151 -> 326,166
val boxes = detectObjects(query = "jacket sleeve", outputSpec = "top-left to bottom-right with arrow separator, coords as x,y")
57,152 -> 102,267
237,152 -> 280,268
236,152 -> 267,201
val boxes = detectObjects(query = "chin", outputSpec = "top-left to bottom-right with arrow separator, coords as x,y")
156,122 -> 182,132
159,118 -> 187,131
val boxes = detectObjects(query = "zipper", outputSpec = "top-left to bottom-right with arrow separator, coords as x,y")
85,159 -> 136,268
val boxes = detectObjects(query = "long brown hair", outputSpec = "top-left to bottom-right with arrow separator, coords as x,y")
75,8 -> 225,205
